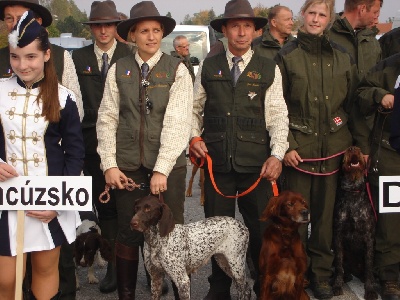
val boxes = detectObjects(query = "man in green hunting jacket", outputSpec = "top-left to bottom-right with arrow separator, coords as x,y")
253,5 -> 295,60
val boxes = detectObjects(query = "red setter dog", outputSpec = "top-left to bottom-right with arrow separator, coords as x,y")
259,191 -> 310,300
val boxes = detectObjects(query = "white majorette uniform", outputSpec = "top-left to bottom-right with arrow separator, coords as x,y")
0,75 -> 84,256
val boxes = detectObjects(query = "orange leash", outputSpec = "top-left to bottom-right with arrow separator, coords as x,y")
189,137 -> 279,197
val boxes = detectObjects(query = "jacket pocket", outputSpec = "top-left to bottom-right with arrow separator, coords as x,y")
235,131 -> 268,167
116,129 -> 140,169
288,116 -> 314,156
203,132 -> 227,166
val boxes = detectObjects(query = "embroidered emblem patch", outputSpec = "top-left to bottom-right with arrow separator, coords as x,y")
214,70 -> 223,78
155,72 -> 170,78
333,117 -> 343,126
248,91 -> 257,100
83,66 -> 92,74
2,68 -> 12,77
247,71 -> 261,80
121,70 -> 132,78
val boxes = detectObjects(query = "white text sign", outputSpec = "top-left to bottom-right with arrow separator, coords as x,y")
0,176 -> 92,211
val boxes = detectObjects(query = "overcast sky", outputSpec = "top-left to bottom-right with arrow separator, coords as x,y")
75,0 -> 398,24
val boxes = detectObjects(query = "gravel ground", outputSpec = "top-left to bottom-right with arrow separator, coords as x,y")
76,165 -> 377,300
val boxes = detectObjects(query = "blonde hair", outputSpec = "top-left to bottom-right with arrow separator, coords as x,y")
299,0 -> 336,29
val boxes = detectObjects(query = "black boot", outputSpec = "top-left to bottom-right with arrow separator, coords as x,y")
115,242 -> 139,300
99,218 -> 118,293
203,257 -> 232,300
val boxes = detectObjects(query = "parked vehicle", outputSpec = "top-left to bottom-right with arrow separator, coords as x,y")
49,33 -> 92,52
160,25 -> 216,74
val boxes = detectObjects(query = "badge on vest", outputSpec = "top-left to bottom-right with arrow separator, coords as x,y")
248,91 -> 257,100
155,72 -> 170,78
83,66 -> 92,74
246,71 -> 261,80
2,68 -> 13,77
214,70 -> 223,78
121,70 -> 132,78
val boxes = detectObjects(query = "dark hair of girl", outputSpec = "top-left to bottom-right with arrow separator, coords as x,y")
36,27 -> 60,123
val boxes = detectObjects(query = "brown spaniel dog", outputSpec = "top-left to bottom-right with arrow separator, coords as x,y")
259,191 -> 310,300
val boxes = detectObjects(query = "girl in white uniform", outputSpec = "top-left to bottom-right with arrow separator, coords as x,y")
0,10 -> 84,300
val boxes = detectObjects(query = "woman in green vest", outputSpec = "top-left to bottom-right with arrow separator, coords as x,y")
275,0 -> 359,298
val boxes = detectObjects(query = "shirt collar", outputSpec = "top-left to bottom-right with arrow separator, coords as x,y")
135,49 -> 163,70
226,47 -> 253,67
94,39 -> 117,62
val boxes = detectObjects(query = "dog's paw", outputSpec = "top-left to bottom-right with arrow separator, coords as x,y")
365,290 -> 378,300
97,256 -> 107,268
88,274 -> 99,284
332,286 -> 344,296
185,190 -> 193,197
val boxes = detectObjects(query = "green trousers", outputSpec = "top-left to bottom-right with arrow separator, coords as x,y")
283,166 -> 339,282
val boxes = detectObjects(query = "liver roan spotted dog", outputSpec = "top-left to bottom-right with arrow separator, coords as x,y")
130,195 -> 251,300
332,146 -> 377,300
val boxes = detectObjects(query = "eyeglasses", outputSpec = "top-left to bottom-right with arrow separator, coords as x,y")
4,16 -> 19,24
177,45 -> 190,48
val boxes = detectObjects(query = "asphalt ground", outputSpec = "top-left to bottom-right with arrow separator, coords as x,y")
76,164 -> 380,299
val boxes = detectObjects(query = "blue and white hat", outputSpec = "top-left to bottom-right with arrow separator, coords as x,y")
8,10 -> 42,48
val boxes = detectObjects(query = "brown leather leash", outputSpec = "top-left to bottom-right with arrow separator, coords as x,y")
99,178 -> 149,203
189,137 -> 279,197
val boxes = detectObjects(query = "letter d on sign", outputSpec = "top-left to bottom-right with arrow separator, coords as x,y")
380,176 -> 400,213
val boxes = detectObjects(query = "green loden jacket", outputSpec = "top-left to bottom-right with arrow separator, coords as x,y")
275,30 -> 359,174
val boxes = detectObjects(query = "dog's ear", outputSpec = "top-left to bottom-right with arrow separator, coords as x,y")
97,236 -> 113,262
158,203 -> 175,237
74,234 -> 85,263
260,195 -> 281,221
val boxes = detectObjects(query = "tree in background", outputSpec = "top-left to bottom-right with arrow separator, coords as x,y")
42,0 -> 89,38
56,15 -> 90,39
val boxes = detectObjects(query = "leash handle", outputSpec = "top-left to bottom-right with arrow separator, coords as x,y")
189,137 -> 205,167
190,137 -> 278,198
99,178 -> 147,203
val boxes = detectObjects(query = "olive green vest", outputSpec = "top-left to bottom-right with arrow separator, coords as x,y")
72,42 -> 131,129
201,52 -> 276,173
0,44 -> 64,82
115,53 -> 186,171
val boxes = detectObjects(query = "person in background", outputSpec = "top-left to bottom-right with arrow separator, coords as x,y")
253,5 -> 295,59
275,0 -> 359,298
72,0 -> 131,294
0,1 -> 84,298
329,0 -> 383,154
171,35 -> 195,82
355,52 -> 400,300
0,10 -> 84,300
96,1 -> 193,298
190,0 -> 289,298
379,27 -> 400,59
